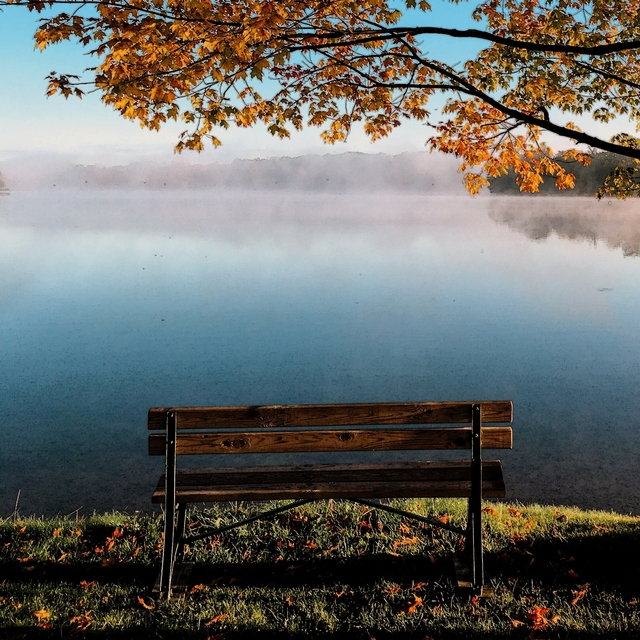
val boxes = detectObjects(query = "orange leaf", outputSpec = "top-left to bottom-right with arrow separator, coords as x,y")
399,523 -> 412,535
33,609 -> 50,620
112,527 -> 124,538
526,606 -> 551,630
285,596 -> 295,606
205,614 -> 228,625
80,580 -> 97,590
508,508 -> 523,519
394,536 -> 419,549
481,506 -> 498,516
383,586 -> 401,596
302,540 -> 317,549
405,595 -> 423,614
137,596 -> 155,610
571,588 -> 588,605
568,569 -> 580,579
437,515 -> 450,524
189,584 -> 207,594
206,634 -> 223,640
53,527 -> 63,537
508,616 -> 525,628
70,611 -> 93,632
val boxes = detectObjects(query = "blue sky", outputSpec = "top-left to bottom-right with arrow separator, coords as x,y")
0,2 -> 624,165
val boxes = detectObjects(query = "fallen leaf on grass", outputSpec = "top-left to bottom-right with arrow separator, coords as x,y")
53,527 -> 63,538
206,634 -> 223,640
508,508 -> 523,519
629,599 -> 638,606
33,610 -> 50,620
399,522 -> 412,535
285,596 -> 295,606
481,506 -> 498,516
393,537 -> 419,549
507,616 -> 524,628
594,524 -> 609,531
404,595 -> 423,614
69,612 -> 92,633
556,514 -> 567,523
568,569 -> 580,579
526,606 -> 559,630
58,551 -> 71,562
437,515 -> 450,524
412,582 -> 428,591
571,586 -> 589,605
383,586 -> 401,596
302,540 -> 317,549
79,580 -> 97,590
205,614 -> 228,625
189,584 -> 208,594
137,596 -> 154,610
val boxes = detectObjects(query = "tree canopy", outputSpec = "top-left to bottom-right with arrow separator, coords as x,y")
5,0 -> 640,196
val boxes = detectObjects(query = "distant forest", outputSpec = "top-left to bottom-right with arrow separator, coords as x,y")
488,152 -> 634,196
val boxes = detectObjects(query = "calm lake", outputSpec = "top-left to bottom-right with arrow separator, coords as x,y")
2,191 -> 640,515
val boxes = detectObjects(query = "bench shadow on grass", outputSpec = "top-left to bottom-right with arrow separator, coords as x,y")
2,526 -> 640,639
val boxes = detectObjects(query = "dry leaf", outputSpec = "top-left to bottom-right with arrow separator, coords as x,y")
508,508 -> 523,518
508,616 -> 524,628
205,614 -> 228,625
206,634 -> 223,640
405,595 -> 423,614
437,514 -> 450,524
481,506 -> 498,516
285,596 -> 295,606
571,588 -> 588,605
70,612 -> 93,633
383,586 -> 401,596
137,596 -> 155,610
189,584 -> 207,594
53,527 -> 63,538
79,580 -> 97,590
568,569 -> 580,579
394,536 -> 419,548
33,609 -> 50,620
526,606 -> 551,630
556,514 -> 567,523
302,540 -> 317,549
399,523 -> 412,535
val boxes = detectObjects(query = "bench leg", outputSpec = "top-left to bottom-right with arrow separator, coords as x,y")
469,403 -> 484,594
159,411 -> 177,598
175,503 -> 187,564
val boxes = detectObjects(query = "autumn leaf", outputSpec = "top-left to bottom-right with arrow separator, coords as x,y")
568,569 -> 580,579
507,508 -> 523,519
526,606 -> 559,630
437,514 -> 450,524
404,595 -> 423,614
399,522 -> 412,535
206,634 -> 223,640
53,527 -> 63,537
205,614 -> 228,625
69,611 -> 93,633
189,584 -> 208,594
507,616 -> 525,628
33,609 -> 50,620
302,540 -> 317,549
393,536 -> 419,549
571,586 -> 588,605
137,596 -> 155,610
556,514 -> 568,523
382,585 -> 401,596
285,596 -> 295,606
481,506 -> 498,516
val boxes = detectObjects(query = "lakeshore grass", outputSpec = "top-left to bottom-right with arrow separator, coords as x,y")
1,499 -> 639,639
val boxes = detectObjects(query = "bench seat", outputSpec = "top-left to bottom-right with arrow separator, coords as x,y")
152,460 -> 506,503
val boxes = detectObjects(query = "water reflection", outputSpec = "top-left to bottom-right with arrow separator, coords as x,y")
488,196 -> 640,256
1,192 -> 639,515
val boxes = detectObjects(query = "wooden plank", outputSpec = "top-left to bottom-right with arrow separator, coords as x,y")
152,479 -> 506,502
151,460 -> 506,502
162,460 -> 504,486
148,427 -> 512,455
148,401 -> 513,430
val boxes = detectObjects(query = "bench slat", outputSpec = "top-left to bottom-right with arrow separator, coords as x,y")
148,401 -> 513,430
148,427 -> 512,455
151,461 -> 506,502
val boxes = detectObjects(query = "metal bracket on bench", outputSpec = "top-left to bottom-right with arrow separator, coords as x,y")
353,498 -> 466,536
182,499 -> 313,544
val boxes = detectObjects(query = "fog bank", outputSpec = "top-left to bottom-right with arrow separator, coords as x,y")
0,151 -> 467,194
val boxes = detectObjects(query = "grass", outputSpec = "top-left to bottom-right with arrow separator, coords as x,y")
1,499 -> 639,639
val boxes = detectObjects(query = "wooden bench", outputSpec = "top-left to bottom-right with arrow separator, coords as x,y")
148,400 -> 513,597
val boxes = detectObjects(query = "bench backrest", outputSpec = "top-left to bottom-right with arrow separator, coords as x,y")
148,401 -> 513,456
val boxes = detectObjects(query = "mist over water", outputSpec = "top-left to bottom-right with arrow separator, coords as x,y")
2,191 -> 640,515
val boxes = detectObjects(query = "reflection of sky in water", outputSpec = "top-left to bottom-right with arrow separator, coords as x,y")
1,192 -> 640,514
